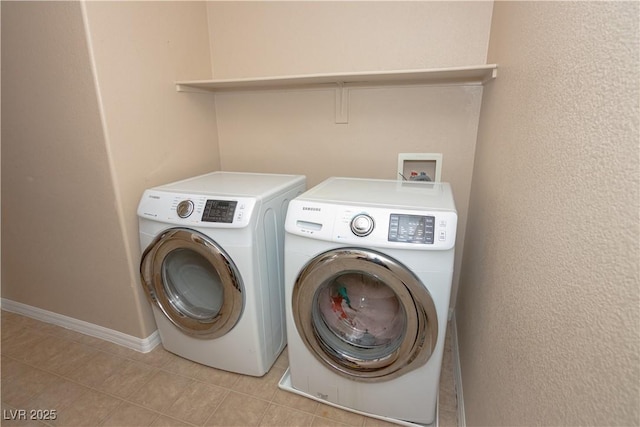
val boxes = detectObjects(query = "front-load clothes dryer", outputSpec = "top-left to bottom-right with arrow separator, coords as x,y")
279,177 -> 457,426
138,171 -> 305,376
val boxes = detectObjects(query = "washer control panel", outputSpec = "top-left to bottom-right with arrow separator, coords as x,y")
286,200 -> 457,250
388,214 -> 435,244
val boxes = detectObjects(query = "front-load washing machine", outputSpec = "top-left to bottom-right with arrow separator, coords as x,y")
138,171 -> 305,376
279,177 -> 457,426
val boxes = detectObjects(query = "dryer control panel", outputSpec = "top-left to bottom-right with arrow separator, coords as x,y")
138,190 -> 257,228
285,200 -> 457,250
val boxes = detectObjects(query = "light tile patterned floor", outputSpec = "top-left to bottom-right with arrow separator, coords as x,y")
1,310 -> 458,426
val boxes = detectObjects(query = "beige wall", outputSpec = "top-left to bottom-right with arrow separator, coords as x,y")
1,1 -> 219,338
2,1 -> 137,333
82,1 -> 220,336
457,2 -> 639,426
206,1 -> 493,78
207,1 -> 494,305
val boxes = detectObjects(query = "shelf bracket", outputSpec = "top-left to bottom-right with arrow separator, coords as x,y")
175,84 -> 213,94
335,82 -> 349,124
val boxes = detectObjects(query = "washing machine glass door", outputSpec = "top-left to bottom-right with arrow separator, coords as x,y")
140,228 -> 243,338
292,248 -> 438,382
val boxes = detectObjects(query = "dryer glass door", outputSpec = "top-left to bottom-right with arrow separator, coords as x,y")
292,248 -> 437,382
140,228 -> 244,338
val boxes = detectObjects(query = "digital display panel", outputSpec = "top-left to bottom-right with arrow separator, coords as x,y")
388,214 -> 435,244
202,200 -> 237,223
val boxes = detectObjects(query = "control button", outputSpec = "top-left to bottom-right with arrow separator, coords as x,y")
350,214 -> 374,237
438,230 -> 447,241
176,200 -> 194,218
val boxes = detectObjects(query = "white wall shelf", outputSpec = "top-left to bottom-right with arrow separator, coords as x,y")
176,64 -> 497,92
176,64 -> 497,123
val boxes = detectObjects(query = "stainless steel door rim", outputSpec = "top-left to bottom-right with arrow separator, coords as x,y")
140,228 -> 244,339
292,248 -> 438,382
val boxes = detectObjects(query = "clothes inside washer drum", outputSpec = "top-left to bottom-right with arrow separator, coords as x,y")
317,273 -> 404,349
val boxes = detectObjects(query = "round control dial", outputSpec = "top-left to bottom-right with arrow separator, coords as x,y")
350,214 -> 374,237
176,200 -> 194,218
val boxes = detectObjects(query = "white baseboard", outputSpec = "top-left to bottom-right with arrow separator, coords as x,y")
451,313 -> 466,427
1,298 -> 160,353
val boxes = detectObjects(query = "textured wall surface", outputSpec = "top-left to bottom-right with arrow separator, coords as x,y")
457,2 -> 639,425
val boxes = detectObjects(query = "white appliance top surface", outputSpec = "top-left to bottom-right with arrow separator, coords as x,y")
299,177 -> 456,211
152,171 -> 305,198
